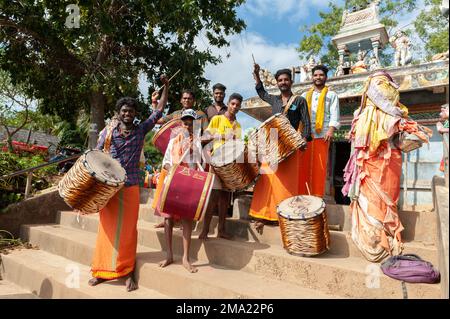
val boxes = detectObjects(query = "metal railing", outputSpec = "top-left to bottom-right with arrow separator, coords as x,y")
0,154 -> 81,199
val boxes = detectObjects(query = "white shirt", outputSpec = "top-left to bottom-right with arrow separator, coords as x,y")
301,89 -> 340,139
162,133 -> 203,170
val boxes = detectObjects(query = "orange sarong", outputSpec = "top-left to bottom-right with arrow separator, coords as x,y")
302,138 -> 330,197
249,149 -> 307,221
151,169 -> 168,209
91,185 -> 139,279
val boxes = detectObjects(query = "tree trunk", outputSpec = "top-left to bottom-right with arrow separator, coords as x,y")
88,90 -> 106,149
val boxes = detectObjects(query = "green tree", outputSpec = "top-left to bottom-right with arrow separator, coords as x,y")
0,70 -> 34,151
414,0 -> 449,59
0,1 -> 245,147
297,0 -> 417,70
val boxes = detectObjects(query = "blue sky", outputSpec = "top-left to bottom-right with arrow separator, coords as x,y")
141,0 -> 427,132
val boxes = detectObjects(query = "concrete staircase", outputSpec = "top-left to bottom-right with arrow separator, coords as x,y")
0,189 -> 442,299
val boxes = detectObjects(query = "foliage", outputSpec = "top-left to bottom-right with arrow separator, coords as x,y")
0,152 -> 57,210
297,0 -> 417,70
414,0 -> 449,58
144,131 -> 163,168
0,1 -> 246,147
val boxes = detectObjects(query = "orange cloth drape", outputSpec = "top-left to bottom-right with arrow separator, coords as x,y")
151,169 -> 168,209
91,185 -> 140,279
302,138 -> 330,197
249,149 -> 306,222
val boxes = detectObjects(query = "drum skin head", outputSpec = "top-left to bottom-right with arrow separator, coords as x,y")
277,195 -> 325,220
84,150 -> 126,184
211,140 -> 246,167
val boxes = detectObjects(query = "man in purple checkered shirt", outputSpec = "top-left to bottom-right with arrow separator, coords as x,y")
89,76 -> 169,292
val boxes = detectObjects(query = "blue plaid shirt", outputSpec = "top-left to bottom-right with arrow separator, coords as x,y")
97,110 -> 162,186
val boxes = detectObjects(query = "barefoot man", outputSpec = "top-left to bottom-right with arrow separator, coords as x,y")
89,75 -> 169,291
248,65 -> 311,233
158,109 -> 203,273
199,93 -> 243,240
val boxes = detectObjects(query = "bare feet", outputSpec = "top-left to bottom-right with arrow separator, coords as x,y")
88,277 -> 108,286
254,221 -> 264,234
158,257 -> 173,268
154,221 -> 165,228
125,273 -> 138,292
182,259 -> 198,273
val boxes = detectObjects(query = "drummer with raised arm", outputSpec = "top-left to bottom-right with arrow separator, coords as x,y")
199,93 -> 244,240
248,64 -> 312,233
89,75 -> 169,292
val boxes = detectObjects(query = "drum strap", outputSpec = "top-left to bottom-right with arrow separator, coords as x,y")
283,95 -> 303,133
282,94 -> 299,115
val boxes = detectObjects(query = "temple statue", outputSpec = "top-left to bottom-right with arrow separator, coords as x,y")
368,53 -> 381,71
259,68 -> 277,87
390,30 -> 412,66
351,50 -> 368,74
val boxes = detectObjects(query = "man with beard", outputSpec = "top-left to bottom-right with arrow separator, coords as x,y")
204,83 -> 228,120
90,75 -> 169,291
301,65 -> 340,197
248,65 -> 311,233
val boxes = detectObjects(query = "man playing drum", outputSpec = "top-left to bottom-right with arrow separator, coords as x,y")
158,109 -> 203,273
249,65 -> 311,233
301,65 -> 340,197
153,89 -> 209,229
199,93 -> 244,240
89,76 -> 169,291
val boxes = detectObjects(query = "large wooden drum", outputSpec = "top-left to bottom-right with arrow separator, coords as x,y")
157,165 -> 215,221
58,149 -> 126,214
248,113 -> 306,165
210,140 -> 259,192
277,195 -> 330,257
151,118 -> 183,154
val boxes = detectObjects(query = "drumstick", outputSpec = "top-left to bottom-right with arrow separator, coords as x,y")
305,182 -> 311,196
252,53 -> 256,64
155,69 -> 181,91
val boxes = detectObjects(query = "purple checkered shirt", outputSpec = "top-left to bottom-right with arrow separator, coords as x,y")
96,110 -> 162,186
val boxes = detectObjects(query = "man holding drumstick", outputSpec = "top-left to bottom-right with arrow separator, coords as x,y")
248,64 -> 311,233
89,75 -> 169,291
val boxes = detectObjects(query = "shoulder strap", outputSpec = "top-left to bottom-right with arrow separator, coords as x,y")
282,94 -> 299,115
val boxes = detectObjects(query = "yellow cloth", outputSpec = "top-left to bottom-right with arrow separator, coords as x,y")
206,115 -> 242,153
306,86 -> 328,134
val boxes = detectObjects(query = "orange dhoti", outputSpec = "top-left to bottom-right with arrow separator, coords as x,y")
249,149 -> 307,222
302,138 -> 329,197
91,185 -> 139,279
151,169 -> 168,209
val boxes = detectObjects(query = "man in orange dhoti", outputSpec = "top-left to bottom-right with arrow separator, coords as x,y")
89,76 -> 169,291
301,65 -> 340,197
248,65 -> 311,232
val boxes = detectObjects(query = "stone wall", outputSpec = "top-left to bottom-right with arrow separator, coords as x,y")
0,190 -> 70,238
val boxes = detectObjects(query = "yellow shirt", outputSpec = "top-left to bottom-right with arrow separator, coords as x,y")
206,115 -> 242,153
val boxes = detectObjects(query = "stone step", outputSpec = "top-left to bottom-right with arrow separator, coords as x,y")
138,195 -> 438,244
58,211 -> 439,266
0,248 -> 168,299
22,223 -> 441,299
19,224 -> 336,299
0,279 -> 39,299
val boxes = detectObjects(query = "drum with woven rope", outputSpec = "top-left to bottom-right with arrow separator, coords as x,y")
210,140 -> 259,192
277,195 -> 330,257
151,118 -> 183,154
58,149 -> 126,214
156,164 -> 214,221
248,113 -> 306,165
